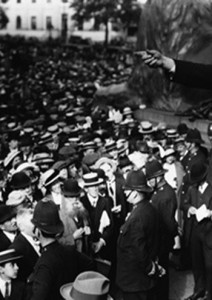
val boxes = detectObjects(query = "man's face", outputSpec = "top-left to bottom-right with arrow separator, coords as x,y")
20,145 -> 31,156
87,185 -> 99,198
100,163 -> 114,181
121,165 -> 133,180
9,139 -> 18,150
64,196 -> 80,215
166,155 -> 175,164
2,217 -> 17,232
147,177 -> 157,189
0,262 -> 19,280
51,180 -> 61,194
12,156 -> 22,169
176,143 -> 186,155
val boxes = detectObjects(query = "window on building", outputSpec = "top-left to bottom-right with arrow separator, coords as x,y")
16,16 -> 22,29
31,16 -> 37,30
46,16 -> 53,30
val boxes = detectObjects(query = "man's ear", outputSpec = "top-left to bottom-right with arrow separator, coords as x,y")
0,265 -> 5,274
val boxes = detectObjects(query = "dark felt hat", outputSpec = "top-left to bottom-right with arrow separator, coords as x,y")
0,204 -> 16,224
32,199 -> 64,235
10,171 -> 31,190
145,160 -> 166,180
124,169 -> 152,193
189,162 -> 208,184
62,179 -> 81,197
186,129 -> 204,144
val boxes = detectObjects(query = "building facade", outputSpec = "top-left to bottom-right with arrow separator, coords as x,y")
0,0 -> 75,39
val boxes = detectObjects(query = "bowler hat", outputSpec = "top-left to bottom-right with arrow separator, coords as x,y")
60,271 -> 110,300
189,162 -> 208,184
186,129 -> 204,144
0,249 -> 22,265
62,179 -> 81,197
31,199 -> 64,235
145,160 -> 166,179
10,172 -> 31,190
124,169 -> 152,193
0,205 -> 16,224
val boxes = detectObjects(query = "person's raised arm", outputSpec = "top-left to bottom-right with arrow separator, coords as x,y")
135,49 -> 175,72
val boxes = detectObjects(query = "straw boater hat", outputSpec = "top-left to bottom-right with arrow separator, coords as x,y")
4,150 -> 21,168
60,271 -> 110,300
83,173 -> 103,188
139,121 -> 155,134
94,157 -> 117,173
0,249 -> 22,265
41,169 -> 61,188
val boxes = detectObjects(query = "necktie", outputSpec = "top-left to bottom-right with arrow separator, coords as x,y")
5,281 -> 10,299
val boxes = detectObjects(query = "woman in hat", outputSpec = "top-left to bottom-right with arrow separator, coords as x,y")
40,168 -> 63,207
116,169 -> 161,300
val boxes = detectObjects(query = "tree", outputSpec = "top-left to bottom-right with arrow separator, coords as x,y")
71,0 -> 141,45
0,6 -> 9,29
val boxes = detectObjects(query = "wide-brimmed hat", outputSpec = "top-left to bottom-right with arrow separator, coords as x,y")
123,107 -> 132,116
139,121 -> 155,134
186,129 -> 204,144
94,157 -> 117,173
189,162 -> 208,184
163,148 -> 176,159
31,198 -> 64,235
4,150 -> 22,168
83,173 -> 103,187
6,190 -> 28,207
62,179 -> 81,197
60,271 -> 110,300
145,160 -> 166,179
0,205 -> 16,224
10,171 -> 31,190
0,249 -> 22,265
41,169 -> 61,188
118,155 -> 133,168
166,128 -> 179,139
104,140 -> 117,153
124,169 -> 152,193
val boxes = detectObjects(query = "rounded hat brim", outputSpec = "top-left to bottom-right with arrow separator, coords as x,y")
189,168 -> 208,184
84,178 -> 103,187
146,169 -> 166,179
31,218 -> 64,235
60,283 -> 74,300
124,184 -> 153,193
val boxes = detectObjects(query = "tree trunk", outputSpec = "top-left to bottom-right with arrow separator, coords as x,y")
104,20 -> 109,47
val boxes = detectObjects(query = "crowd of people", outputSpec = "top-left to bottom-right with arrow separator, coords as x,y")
0,40 -> 212,300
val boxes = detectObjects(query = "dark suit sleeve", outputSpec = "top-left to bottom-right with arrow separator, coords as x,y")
173,59 -> 212,90
30,263 -> 52,300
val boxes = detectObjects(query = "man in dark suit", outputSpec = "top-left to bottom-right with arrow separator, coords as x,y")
116,169 -> 162,300
181,162 -> 212,300
81,172 -> 114,262
0,205 -> 17,252
29,198 -> 94,300
137,49 -> 212,90
0,249 -> 25,300
9,208 -> 40,281
145,160 -> 178,300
